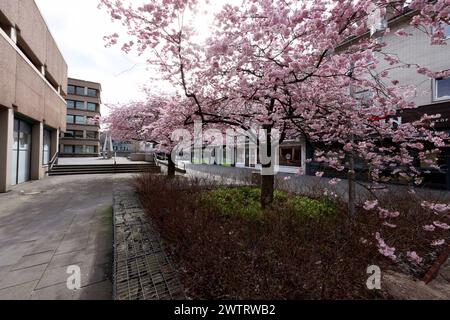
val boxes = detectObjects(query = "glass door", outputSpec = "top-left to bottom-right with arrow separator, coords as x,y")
11,118 -> 32,185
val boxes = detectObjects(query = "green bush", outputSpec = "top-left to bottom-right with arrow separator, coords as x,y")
285,197 -> 336,218
200,187 -> 336,219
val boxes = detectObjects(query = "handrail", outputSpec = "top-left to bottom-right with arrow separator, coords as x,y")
49,151 -> 59,171
153,153 -> 187,174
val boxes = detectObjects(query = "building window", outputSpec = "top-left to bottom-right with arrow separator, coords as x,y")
87,102 -> 97,112
279,146 -> 301,167
75,86 -> 85,95
75,116 -> 86,125
434,77 -> 450,101
86,146 -> 97,154
68,85 -> 75,94
42,129 -> 51,165
66,115 -> 74,124
75,146 -> 84,154
86,131 -> 97,139
67,100 -> 75,109
64,130 -> 75,138
74,130 -> 84,139
64,145 -> 74,154
444,23 -> 450,39
75,101 -> 85,110
87,88 -> 98,97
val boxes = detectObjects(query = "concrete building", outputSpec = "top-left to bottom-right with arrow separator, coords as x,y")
59,78 -> 101,157
0,0 -> 68,193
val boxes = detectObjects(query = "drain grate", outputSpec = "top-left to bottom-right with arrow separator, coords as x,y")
113,187 -> 185,300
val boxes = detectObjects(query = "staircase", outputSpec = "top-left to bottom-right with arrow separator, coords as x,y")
48,162 -> 160,176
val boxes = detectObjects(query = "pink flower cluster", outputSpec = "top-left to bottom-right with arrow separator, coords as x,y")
422,201 -> 450,213
375,232 -> 397,261
406,251 -> 423,264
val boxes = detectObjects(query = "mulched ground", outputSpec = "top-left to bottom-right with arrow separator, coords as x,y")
135,174 -> 450,299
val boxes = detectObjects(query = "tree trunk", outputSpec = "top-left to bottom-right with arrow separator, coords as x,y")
261,174 -> 274,209
168,155 -> 176,178
260,126 -> 275,209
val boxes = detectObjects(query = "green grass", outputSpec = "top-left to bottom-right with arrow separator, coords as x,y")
200,187 -> 337,219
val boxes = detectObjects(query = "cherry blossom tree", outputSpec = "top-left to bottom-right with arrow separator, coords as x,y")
99,0 -> 449,210
105,93 -> 195,176
105,101 -> 159,142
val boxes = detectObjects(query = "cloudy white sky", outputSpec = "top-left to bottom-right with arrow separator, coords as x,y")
35,0 -> 242,114
35,0 -> 159,109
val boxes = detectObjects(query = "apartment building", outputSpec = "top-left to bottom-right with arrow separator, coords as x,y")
59,78 -> 101,157
0,0 -> 68,193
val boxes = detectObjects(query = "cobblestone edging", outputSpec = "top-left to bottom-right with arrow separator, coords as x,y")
112,185 -> 185,300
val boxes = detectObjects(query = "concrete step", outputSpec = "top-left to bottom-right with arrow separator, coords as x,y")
52,163 -> 156,168
49,169 -> 160,176
51,165 -> 157,171
49,163 -> 160,176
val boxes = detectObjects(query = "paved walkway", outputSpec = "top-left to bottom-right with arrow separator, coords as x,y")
0,173 -> 136,300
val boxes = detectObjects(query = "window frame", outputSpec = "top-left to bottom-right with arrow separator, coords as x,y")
75,86 -> 85,96
67,85 -> 75,94
75,116 -> 86,125
74,146 -> 84,154
433,77 -> 450,102
85,146 -> 97,154
66,115 -> 75,124
74,130 -> 84,139
64,145 -> 74,154
64,130 -> 75,138
75,101 -> 85,110
86,131 -> 97,139
87,102 -> 97,112
444,23 -> 450,40
87,88 -> 98,97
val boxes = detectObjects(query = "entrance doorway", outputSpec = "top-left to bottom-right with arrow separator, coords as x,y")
11,118 -> 32,185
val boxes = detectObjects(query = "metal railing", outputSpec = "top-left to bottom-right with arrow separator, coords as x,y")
48,151 -> 59,171
153,153 -> 187,173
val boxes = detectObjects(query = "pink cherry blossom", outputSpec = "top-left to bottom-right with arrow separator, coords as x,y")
328,178 -> 341,185
378,208 -> 400,219
383,222 -> 397,229
422,201 -> 450,213
315,171 -> 324,178
406,251 -> 423,264
423,225 -> 436,232
363,200 -> 378,211
433,221 -> 450,230
100,0 -> 450,209
375,232 -> 397,261
432,239 -> 446,247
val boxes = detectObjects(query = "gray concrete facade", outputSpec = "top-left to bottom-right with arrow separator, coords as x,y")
0,0 -> 68,193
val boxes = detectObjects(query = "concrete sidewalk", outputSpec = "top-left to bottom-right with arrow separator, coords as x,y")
0,173 -> 137,300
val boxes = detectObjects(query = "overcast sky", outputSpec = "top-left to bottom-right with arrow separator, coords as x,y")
35,0 -> 241,114
35,0 -> 152,108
